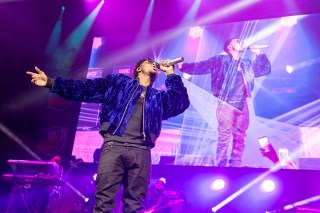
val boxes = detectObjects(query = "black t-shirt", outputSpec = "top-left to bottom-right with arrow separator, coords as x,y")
105,86 -> 146,145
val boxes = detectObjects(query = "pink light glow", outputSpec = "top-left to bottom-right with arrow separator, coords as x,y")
92,37 -> 103,49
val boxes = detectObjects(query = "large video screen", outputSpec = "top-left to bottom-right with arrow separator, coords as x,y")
72,13 -> 320,170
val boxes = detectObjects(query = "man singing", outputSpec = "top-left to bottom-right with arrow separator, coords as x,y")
179,38 -> 271,167
26,57 -> 190,212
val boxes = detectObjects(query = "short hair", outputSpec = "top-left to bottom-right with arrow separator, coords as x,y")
133,57 -> 157,78
223,37 -> 238,53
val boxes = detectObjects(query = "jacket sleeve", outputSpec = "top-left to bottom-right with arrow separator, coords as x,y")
252,54 -> 271,77
179,56 -> 219,75
161,74 -> 190,120
49,74 -> 115,103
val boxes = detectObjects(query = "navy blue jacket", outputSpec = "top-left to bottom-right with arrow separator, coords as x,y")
49,73 -> 190,147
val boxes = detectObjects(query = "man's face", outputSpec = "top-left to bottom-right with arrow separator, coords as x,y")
139,59 -> 159,78
229,39 -> 244,52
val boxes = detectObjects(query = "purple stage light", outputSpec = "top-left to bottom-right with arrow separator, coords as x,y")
92,37 -> 103,49
189,26 -> 204,39
260,179 -> 276,193
286,65 -> 294,73
210,178 -> 226,191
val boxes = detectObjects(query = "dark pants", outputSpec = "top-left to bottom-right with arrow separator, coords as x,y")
216,101 -> 249,167
94,142 -> 151,213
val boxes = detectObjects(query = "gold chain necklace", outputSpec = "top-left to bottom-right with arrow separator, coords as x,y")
140,90 -> 146,99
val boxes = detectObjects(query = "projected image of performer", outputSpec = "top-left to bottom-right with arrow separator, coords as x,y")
26,58 -> 190,212
179,38 -> 271,167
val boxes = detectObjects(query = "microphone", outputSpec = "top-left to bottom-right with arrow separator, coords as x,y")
247,45 -> 269,49
163,57 -> 184,67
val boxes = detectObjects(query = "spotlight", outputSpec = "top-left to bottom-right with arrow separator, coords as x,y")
93,173 -> 97,181
61,6 -> 65,11
259,179 -> 276,193
189,26 -> 204,39
210,178 -> 226,191
159,177 -> 167,184
65,181 -> 90,203
79,193 -> 90,202
285,57 -> 320,73
280,16 -> 298,27
285,65 -> 294,74
92,37 -> 103,49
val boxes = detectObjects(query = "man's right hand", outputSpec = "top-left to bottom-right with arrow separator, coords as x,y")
26,66 -> 48,87
248,45 -> 262,55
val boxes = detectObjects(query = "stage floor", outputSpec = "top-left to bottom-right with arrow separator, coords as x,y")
1,164 -> 320,213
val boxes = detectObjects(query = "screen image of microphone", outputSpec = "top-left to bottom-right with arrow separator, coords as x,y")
163,57 -> 184,66
247,45 -> 269,49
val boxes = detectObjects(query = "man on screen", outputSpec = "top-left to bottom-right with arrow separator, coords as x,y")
178,38 -> 271,167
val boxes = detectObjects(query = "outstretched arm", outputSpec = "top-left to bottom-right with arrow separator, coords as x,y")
178,56 -> 219,75
26,66 -> 111,103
